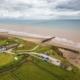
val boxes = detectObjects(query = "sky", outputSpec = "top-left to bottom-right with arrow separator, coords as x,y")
0,0 -> 80,20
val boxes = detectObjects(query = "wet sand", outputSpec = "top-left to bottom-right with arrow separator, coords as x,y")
0,24 -> 80,42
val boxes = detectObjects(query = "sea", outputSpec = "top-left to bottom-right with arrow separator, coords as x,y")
0,19 -> 80,31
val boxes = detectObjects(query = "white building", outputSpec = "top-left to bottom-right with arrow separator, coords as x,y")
36,53 -> 61,66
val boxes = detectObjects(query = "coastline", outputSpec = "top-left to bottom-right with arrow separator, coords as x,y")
0,24 -> 80,42
0,24 -> 80,52
0,24 -> 80,68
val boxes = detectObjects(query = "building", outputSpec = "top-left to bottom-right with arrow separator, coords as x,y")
0,43 -> 18,52
36,53 -> 61,66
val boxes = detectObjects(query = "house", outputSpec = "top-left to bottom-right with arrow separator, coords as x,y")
0,46 -> 6,52
36,53 -> 61,66
0,43 -> 18,52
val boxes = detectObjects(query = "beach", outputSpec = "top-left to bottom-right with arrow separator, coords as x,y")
0,24 -> 80,42
0,24 -> 80,52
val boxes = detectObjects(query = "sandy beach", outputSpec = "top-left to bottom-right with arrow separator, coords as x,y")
0,24 -> 80,52
0,24 -> 80,42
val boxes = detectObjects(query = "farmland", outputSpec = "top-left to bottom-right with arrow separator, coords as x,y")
0,37 -> 80,80
0,56 -> 80,80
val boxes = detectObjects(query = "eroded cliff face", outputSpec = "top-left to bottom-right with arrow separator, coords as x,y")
59,48 -> 80,69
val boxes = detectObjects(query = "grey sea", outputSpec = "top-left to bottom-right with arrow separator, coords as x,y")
0,19 -> 80,30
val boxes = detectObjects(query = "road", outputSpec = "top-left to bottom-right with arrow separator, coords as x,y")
17,45 -> 40,52
6,47 -> 61,67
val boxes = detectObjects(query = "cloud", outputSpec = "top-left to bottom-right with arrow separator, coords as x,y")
0,0 -> 80,19
56,0 -> 80,10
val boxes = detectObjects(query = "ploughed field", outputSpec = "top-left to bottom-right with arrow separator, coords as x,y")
0,37 -> 80,80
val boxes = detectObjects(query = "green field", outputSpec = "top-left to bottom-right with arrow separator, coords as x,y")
0,37 -> 80,80
0,56 -> 80,80
0,53 -> 14,67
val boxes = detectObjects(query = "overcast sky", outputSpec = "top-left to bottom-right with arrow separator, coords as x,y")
0,0 -> 80,20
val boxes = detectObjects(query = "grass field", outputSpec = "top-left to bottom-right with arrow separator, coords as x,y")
0,37 -> 80,80
0,56 -> 80,80
0,53 -> 14,67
